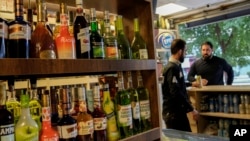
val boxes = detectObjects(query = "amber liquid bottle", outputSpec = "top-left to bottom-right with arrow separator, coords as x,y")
7,0 -> 31,58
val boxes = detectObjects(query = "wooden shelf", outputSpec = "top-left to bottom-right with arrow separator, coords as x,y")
200,112 -> 250,120
187,85 -> 250,92
120,128 -> 161,141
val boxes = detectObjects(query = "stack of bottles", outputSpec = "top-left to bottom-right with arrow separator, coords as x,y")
0,71 -> 152,141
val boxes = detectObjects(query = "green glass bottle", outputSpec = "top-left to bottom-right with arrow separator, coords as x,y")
136,71 -> 151,131
126,71 -> 141,134
90,8 -> 105,59
131,18 -> 148,59
115,72 -> 133,139
116,15 -> 132,59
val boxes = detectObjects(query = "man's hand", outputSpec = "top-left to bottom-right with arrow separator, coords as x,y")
190,109 -> 199,121
192,79 -> 208,87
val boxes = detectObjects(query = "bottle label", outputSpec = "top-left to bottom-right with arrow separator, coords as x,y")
118,104 -> 133,126
93,117 -> 107,130
139,100 -> 151,119
56,36 -> 75,59
139,49 -> 148,59
77,27 -> 90,54
132,101 -> 140,119
0,22 -> 8,38
42,107 -> 51,121
0,124 -> 15,140
57,124 -> 77,139
78,120 -> 94,135
105,46 -> 118,59
9,24 -> 31,40
92,42 -> 105,58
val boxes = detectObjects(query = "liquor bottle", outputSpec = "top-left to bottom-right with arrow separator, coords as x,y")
53,11 -> 60,39
70,85 -> 78,116
27,0 -> 33,32
0,82 -> 15,141
57,86 -> 77,141
55,2 -> 76,59
102,83 -> 120,141
76,84 -> 94,141
115,72 -> 133,138
6,79 -> 21,124
90,8 -> 105,59
116,15 -> 132,59
50,86 -> 59,128
68,11 -> 74,37
126,71 -> 141,134
131,18 -> 148,59
15,94 -> 39,141
136,71 -> 151,131
92,84 -> 107,141
103,10 -> 119,59
29,77 -> 42,131
40,90 -> 59,141
73,0 -> 90,59
0,17 -> 8,58
7,0 -> 31,58
30,0 -> 57,59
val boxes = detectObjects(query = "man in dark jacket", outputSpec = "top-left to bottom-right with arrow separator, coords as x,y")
162,39 -> 198,132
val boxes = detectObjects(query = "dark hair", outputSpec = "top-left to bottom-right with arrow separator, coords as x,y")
171,39 -> 186,54
201,41 -> 213,49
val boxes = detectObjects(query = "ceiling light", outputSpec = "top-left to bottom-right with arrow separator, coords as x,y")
156,3 -> 188,16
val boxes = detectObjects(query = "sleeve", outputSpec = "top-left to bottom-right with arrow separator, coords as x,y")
222,59 -> 234,85
187,62 -> 197,83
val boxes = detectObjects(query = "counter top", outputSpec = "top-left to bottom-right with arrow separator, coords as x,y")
187,85 -> 250,92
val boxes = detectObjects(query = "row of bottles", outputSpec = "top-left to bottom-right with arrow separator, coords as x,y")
0,0 -> 148,60
0,71 -> 151,141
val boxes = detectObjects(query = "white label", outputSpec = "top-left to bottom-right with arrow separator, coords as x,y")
0,124 -> 14,141
57,124 -> 77,139
0,22 -> 8,38
118,104 -> 133,126
140,100 -> 151,119
93,117 -> 107,130
132,101 -> 140,119
9,24 -> 31,40
77,27 -> 90,54
139,49 -> 148,59
78,120 -> 94,135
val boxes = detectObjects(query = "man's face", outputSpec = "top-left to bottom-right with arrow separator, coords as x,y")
201,44 -> 213,61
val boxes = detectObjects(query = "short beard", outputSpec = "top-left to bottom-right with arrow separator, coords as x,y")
180,56 -> 184,63
203,55 -> 212,61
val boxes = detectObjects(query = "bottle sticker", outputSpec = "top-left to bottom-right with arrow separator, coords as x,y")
118,104 -> 133,126
105,46 -> 118,59
92,42 -> 105,58
132,101 -> 140,119
56,36 -> 75,59
93,117 -> 107,130
139,49 -> 148,59
0,22 -> 8,38
78,120 -> 94,135
9,24 -> 31,40
57,124 -> 77,139
42,107 -> 51,121
77,27 -> 90,54
139,100 -> 151,119
0,124 -> 15,141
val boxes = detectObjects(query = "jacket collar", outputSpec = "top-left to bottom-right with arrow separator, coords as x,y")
169,56 -> 181,66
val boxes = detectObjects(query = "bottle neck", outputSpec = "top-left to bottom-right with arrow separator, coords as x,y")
20,107 -> 32,118
7,91 -> 17,101
59,26 -> 70,35
15,0 -> 24,20
118,73 -> 125,91
103,88 -> 111,101
41,106 -> 52,128
79,100 -> 87,113
137,74 -> 144,87
90,20 -> 98,33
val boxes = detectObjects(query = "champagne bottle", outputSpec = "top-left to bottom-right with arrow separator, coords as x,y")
73,0 -> 90,59
102,83 -> 120,141
116,15 -> 132,59
0,17 -> 8,58
30,0 -> 57,59
40,90 -> 59,141
136,71 -> 151,131
126,71 -> 141,134
131,18 -> 148,59
103,11 -> 119,59
90,8 -> 105,59
7,0 -> 31,58
15,94 -> 39,141
76,84 -> 94,141
0,82 -> 15,141
115,72 -> 133,138
57,86 -> 77,141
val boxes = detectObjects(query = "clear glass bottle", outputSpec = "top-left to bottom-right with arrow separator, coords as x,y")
90,8 -> 105,59
73,0 -> 90,59
15,94 -> 39,141
40,90 -> 59,141
131,18 -> 148,59
0,16 -> 8,58
7,0 -> 31,58
115,72 -> 133,138
0,82 -> 15,141
116,15 -> 132,59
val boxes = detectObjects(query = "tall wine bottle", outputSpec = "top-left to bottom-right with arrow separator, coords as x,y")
73,0 -> 90,59
115,72 -> 133,139
131,18 -> 148,59
0,82 -> 15,141
136,71 -> 151,131
116,15 -> 132,59
0,17 -> 8,58
7,0 -> 31,58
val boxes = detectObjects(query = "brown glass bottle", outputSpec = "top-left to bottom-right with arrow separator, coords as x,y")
50,86 -> 59,128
